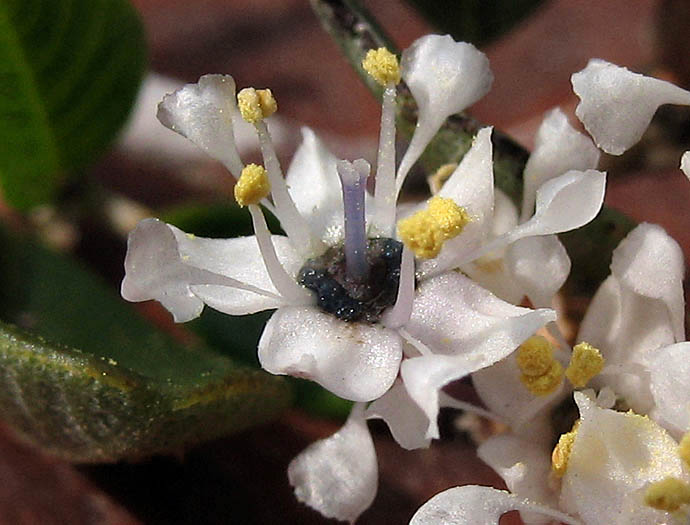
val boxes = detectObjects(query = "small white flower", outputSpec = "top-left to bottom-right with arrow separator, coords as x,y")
121,34 -> 612,523
415,392 -> 690,525
461,222 -> 689,525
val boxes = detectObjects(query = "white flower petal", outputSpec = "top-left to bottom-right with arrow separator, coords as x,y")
609,222 -> 685,342
410,485 -> 580,525
649,342 -> 690,437
156,74 -> 244,177
404,271 -> 556,357
121,219 -> 288,321
257,306 -> 402,401
473,351 -> 565,430
285,127 -> 344,245
521,108 -> 600,221
288,404 -> 377,523
505,235 -> 571,308
572,59 -> 690,155
516,169 -> 606,239
576,275 -> 622,357
460,260 -> 524,305
681,151 -> 690,180
491,188 -> 519,236
397,35 -> 493,185
188,285 -> 283,315
438,127 -> 495,239
451,189 -> 523,303
579,225 -> 684,415
444,170 -> 606,273
170,222 -> 303,292
581,274 -> 676,414
478,434 -> 558,525
419,127 -> 494,277
560,392 -> 686,525
401,272 -> 555,438
365,379 -> 431,450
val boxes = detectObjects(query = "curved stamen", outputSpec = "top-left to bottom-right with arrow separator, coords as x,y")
398,327 -> 433,357
255,121 -> 323,257
336,159 -> 370,283
248,204 -> 313,305
439,392 -> 506,424
372,84 -> 398,237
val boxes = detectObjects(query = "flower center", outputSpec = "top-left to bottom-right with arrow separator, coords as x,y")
297,238 -> 404,323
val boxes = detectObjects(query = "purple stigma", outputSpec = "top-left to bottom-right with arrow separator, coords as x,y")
336,159 -> 370,282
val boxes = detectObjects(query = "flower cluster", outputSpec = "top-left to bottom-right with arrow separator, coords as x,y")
121,32 -> 689,524
412,60 -> 690,525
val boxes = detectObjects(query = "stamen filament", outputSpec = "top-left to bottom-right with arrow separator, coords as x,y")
372,84 -> 398,236
248,204 -> 313,305
336,159 -> 370,282
439,392 -> 505,424
255,120 -> 323,256
382,246 -> 415,328
398,327 -> 433,357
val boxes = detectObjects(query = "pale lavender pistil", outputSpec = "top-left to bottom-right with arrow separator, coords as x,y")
336,159 -> 371,282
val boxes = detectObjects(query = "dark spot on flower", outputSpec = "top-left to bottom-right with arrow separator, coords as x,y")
298,238 -> 406,323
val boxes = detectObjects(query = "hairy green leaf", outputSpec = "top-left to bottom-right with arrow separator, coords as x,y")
0,229 -> 291,462
0,0 -> 146,209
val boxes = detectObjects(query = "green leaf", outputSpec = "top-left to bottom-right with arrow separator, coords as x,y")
0,0 -> 146,209
405,0 -> 548,47
311,0 -> 636,289
0,229 -> 291,462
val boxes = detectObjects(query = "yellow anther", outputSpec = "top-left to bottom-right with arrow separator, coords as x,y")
396,197 -> 471,259
521,361 -> 564,396
237,87 -> 277,123
679,432 -> 690,468
517,336 -> 554,376
428,163 -> 457,194
565,342 -> 605,388
551,420 -> 580,477
644,477 -> 690,512
362,47 -> 401,86
516,336 -> 564,396
234,164 -> 270,206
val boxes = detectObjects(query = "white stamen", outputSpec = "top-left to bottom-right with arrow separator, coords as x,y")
248,204 -> 313,305
372,84 -> 398,236
255,120 -> 323,256
398,328 -> 433,356
382,246 -> 415,329
439,392 -> 506,424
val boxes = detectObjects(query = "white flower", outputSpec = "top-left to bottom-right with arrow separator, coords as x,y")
414,392 -> 690,525
457,222 -> 689,525
450,107 -> 601,310
120,34 -> 609,522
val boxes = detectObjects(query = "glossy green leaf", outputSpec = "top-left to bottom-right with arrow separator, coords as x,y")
0,229 -> 291,462
312,0 -> 636,289
406,0 -> 548,47
0,0 -> 146,209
